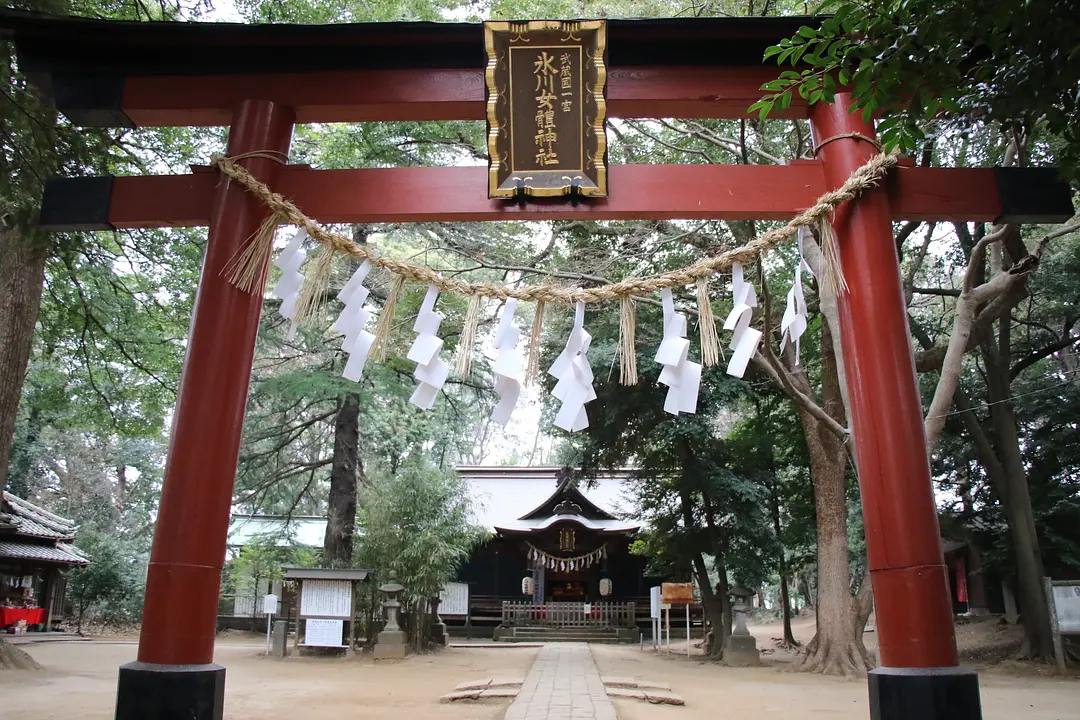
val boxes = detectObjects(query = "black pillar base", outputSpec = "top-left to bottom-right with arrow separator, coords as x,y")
869,666 -> 982,720
116,661 -> 225,720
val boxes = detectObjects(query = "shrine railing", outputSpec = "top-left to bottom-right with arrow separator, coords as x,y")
501,601 -> 636,628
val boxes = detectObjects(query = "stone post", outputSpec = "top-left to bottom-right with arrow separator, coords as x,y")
429,596 -> 450,646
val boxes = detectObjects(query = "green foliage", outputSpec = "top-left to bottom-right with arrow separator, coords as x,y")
928,231 -> 1080,582
756,1 -> 1080,177
356,457 -> 486,647
66,528 -> 146,632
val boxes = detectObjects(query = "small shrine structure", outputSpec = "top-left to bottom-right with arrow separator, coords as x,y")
1,491 -> 88,632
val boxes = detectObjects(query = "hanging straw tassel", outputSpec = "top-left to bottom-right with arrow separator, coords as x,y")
618,296 -> 637,386
455,293 -> 483,377
696,277 -> 722,367
223,212 -> 285,292
524,300 -> 546,386
370,274 -> 406,362
292,246 -> 336,328
816,217 -> 849,297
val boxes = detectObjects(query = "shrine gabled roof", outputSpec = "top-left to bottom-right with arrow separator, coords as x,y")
518,475 -> 618,521
493,515 -> 639,535
0,9 -> 821,80
458,465 -> 639,533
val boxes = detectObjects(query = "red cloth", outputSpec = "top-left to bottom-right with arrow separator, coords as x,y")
955,557 -> 968,603
0,607 -> 45,627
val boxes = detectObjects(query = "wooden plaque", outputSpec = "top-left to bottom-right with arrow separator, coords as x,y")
661,582 -> 694,605
484,20 -> 608,198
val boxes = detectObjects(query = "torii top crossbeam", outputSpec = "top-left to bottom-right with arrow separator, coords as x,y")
0,9 -> 1070,229
2,9 -> 1071,720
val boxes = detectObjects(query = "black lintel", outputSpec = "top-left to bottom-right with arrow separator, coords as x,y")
52,73 -> 134,129
995,167 -> 1075,225
39,176 -> 115,232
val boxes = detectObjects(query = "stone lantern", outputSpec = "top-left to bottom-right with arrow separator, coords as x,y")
374,573 -> 408,661
723,586 -> 760,666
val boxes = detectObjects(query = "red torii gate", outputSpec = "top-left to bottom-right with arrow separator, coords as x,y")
2,10 -> 1072,720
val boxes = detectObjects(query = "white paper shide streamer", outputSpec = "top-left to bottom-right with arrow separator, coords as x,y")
271,229 -> 308,340
548,301 -> 596,432
407,285 -> 449,410
491,298 -> 523,426
334,260 -> 375,382
723,262 -> 762,378
654,289 -> 701,415
780,226 -> 813,365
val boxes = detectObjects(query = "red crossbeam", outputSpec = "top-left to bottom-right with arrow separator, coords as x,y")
106,163 -> 1001,228
122,66 -> 803,126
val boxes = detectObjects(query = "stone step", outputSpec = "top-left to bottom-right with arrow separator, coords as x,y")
505,628 -> 623,643
514,627 -> 618,634
504,635 -> 623,643
511,629 -> 619,636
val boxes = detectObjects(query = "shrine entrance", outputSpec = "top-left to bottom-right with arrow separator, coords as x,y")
1,9 -> 1072,720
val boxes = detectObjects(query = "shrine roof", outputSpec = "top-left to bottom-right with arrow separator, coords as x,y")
0,540 -> 88,566
0,9 -> 820,82
458,465 -> 640,534
282,566 -> 371,581
227,514 -> 328,549
0,492 -> 87,566
1,491 -> 78,542
493,515 -> 640,535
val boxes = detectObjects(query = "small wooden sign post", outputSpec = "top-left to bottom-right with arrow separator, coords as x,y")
484,20 -> 608,199
662,583 -> 694,658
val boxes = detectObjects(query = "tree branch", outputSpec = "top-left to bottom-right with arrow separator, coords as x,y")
1010,334 -> 1080,379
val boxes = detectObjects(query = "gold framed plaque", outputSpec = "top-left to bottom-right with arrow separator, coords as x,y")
484,20 -> 608,198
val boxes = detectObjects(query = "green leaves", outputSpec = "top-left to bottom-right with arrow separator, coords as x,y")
356,458 -> 485,647
752,0 -> 1080,178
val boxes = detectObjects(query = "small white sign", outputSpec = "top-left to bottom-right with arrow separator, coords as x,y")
305,618 -> 345,647
1052,584 -> 1080,633
583,603 -> 592,614
263,594 -> 278,616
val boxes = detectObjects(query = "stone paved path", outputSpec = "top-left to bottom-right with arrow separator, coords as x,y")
504,644 -> 616,720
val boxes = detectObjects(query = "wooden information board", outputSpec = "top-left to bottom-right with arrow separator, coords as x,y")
299,579 -> 352,618
661,582 -> 694,605
304,618 -> 345,647
440,581 -> 469,617
484,20 -> 607,198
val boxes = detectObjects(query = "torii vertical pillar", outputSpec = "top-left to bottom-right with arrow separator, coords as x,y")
115,99 -> 294,720
810,97 -> 981,720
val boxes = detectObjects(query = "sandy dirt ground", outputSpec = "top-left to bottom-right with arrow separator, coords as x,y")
592,643 -> 1079,720
0,639 -> 538,720
602,614 -> 1080,720
3,619 -> 1079,720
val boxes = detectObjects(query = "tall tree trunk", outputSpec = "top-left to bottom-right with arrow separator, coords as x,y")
0,225 -> 48,498
699,487 -> 732,645
323,392 -> 361,568
982,327 -> 1054,659
770,483 -> 798,647
677,485 -> 725,658
712,555 -> 732,654
793,319 -> 872,676
0,228 -> 46,684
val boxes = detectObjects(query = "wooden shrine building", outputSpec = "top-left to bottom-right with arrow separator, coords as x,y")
455,466 -> 666,637
0,492 -> 88,632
